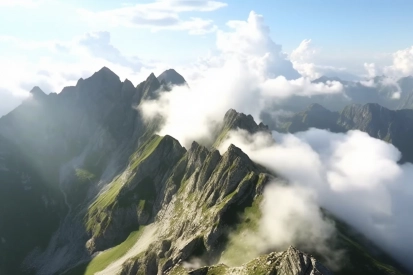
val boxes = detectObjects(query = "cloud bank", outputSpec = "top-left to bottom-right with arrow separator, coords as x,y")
290,39 -> 359,81
138,11 -> 413,266
364,45 -> 413,80
138,13 -> 413,271
141,11 -> 343,147
217,128 -> 413,271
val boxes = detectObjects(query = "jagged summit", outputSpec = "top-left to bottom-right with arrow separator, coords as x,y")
147,72 -> 157,81
157,69 -> 186,86
29,86 -> 47,99
83,66 -> 121,89
212,109 -> 271,147
136,72 -> 162,101
93,66 -> 119,80
223,109 -> 269,134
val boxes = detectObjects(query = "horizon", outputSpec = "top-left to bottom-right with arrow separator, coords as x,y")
1,0 -> 413,116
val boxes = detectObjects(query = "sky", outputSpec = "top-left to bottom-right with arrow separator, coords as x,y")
0,0 -> 413,115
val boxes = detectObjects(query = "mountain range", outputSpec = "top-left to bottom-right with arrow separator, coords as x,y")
267,75 -> 413,113
270,102 -> 413,163
0,67 -> 410,275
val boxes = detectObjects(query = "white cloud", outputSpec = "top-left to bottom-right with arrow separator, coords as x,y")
140,12 -> 343,147
365,45 -> 413,79
387,45 -> 413,77
77,0 -> 227,35
290,39 -> 359,81
363,62 -> 378,78
218,128 -> 413,272
217,11 -> 300,80
359,65 -> 402,99
261,183 -> 343,269
290,39 -> 320,80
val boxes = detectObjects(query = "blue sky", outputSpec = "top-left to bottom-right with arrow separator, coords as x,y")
1,0 -> 412,63
0,0 -> 412,115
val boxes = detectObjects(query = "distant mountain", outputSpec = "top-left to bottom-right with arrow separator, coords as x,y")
271,102 -> 413,163
269,75 -> 413,113
0,67 -> 407,275
213,108 -> 270,147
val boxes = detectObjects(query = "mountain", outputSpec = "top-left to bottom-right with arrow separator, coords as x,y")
268,103 -> 341,133
269,75 -> 413,113
0,67 -> 407,275
213,109 -> 270,147
270,102 -> 413,163
157,69 -> 187,87
0,66 -> 166,274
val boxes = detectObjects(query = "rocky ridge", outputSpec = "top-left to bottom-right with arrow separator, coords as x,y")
0,67 -> 407,275
181,246 -> 332,275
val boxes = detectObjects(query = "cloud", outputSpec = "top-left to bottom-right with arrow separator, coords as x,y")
221,179 -> 343,270
217,12 -> 300,80
260,183 -> 344,269
0,88 -> 29,117
77,0 -> 227,35
365,45 -> 413,79
359,67 -> 402,99
290,39 -> 319,78
386,45 -> 413,77
291,39 -> 359,81
140,12 -> 343,147
0,32 -> 170,117
363,62 -> 378,78
218,128 -> 413,272
76,32 -> 143,70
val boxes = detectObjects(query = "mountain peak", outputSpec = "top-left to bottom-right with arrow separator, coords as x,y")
223,109 -> 269,134
146,72 -> 157,81
157,69 -> 186,86
307,103 -> 331,113
29,86 -> 47,100
97,66 -> 114,74
90,66 -> 120,82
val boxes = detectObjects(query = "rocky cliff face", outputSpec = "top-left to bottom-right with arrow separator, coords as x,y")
85,134 -> 271,275
157,69 -> 187,87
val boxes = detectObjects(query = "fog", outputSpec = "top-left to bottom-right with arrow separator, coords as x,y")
139,11 -> 413,271
140,12 -> 343,148
218,129 -> 413,271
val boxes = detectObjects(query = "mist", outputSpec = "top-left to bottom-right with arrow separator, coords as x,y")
140,12 -> 343,148
218,128 -> 413,271
138,10 -> 413,272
